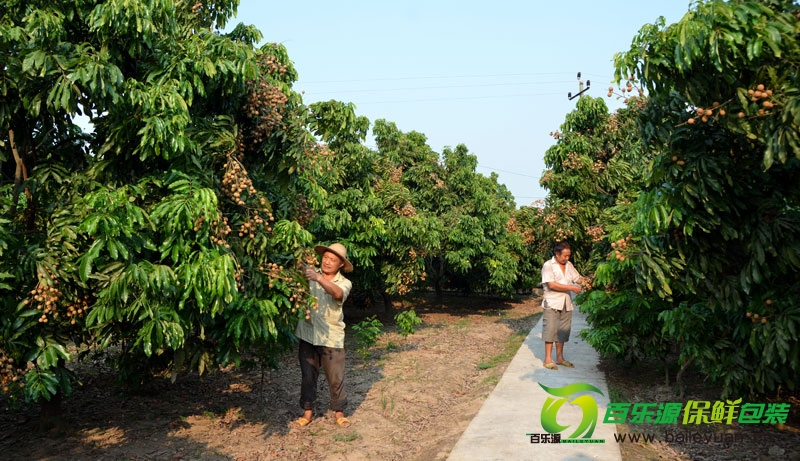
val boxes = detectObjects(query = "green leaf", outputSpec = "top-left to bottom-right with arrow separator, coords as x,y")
79,238 -> 105,282
36,344 -> 72,369
24,369 -> 60,402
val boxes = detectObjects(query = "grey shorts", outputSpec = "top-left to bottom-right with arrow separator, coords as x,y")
542,308 -> 573,343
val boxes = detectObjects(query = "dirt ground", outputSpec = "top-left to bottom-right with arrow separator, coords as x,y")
602,356 -> 800,461
0,294 -> 540,461
1,293 -> 799,460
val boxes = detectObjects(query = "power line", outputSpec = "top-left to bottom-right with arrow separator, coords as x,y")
347,91 -> 564,105
306,80 -> 568,96
301,71 -> 578,85
477,164 -> 540,179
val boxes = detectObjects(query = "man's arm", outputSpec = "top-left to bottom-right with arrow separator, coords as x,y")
544,281 -> 581,294
305,269 -> 345,301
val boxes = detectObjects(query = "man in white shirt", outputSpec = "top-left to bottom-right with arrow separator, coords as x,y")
541,241 -> 582,370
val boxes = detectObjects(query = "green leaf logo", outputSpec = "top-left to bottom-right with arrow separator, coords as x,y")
539,382 -> 604,439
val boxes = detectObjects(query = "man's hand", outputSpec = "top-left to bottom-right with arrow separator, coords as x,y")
304,268 -> 319,282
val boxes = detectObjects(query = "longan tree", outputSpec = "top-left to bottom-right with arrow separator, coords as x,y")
537,96 -> 647,273
372,121 -> 522,297
587,0 -> 800,397
0,0 -> 331,423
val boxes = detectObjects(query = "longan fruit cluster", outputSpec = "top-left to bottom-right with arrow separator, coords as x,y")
607,77 -> 643,104
261,53 -> 288,77
233,266 -> 247,291
521,230 -> 535,246
296,249 -> 320,269
554,227 -> 575,242
222,156 -> 257,207
238,219 -> 258,239
210,216 -> 232,249
261,262 -> 286,289
585,225 -> 606,243
549,131 -> 563,140
243,80 -> 288,144
396,273 -> 417,296
685,83 -> 776,125
288,289 -> 313,319
610,235 -> 633,261
193,213 -> 206,232
393,202 -> 416,217
260,262 -> 317,319
577,275 -> 594,292
237,202 -> 275,239
561,202 -> 579,215
24,282 -> 62,323
302,143 -> 335,174
540,169 -> 554,186
745,311 -> 768,324
64,295 -> 91,325
746,299 -> 774,325
505,217 -> 519,234
388,166 -> 403,184
747,84 -> 776,116
687,101 -> 726,125
0,353 -> 22,393
605,116 -> 621,134
561,152 -> 583,170
295,196 -> 315,227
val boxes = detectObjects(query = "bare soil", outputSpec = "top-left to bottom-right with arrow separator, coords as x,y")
0,294 -> 540,461
1,293 -> 799,460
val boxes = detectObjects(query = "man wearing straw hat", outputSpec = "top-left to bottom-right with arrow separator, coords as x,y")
294,242 -> 354,428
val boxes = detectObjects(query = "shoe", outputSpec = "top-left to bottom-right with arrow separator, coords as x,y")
557,360 -> 574,368
543,362 -> 558,370
336,417 -> 351,428
293,416 -> 312,427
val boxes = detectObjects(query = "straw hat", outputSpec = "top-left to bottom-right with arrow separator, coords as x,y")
314,242 -> 353,273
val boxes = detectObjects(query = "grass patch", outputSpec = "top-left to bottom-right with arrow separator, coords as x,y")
482,374 -> 500,386
606,384 -> 629,404
333,432 -> 362,442
380,387 -> 395,416
476,330 -> 526,370
453,318 -> 471,329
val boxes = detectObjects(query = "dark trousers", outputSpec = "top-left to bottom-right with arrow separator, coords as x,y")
299,340 -> 347,412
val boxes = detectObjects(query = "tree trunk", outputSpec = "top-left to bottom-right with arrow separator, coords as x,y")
9,129 -> 31,217
675,356 -> 695,399
434,280 -> 442,298
38,390 -> 63,432
381,291 -> 392,312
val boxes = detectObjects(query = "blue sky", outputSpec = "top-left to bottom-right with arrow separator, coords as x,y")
230,1 -> 692,207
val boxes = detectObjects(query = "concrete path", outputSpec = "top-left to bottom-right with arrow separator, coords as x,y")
448,309 -> 622,461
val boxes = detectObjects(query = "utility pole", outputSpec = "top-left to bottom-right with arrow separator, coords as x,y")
567,72 -> 590,100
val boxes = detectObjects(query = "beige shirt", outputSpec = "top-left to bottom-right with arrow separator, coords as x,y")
541,257 -> 581,312
295,270 -> 352,348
